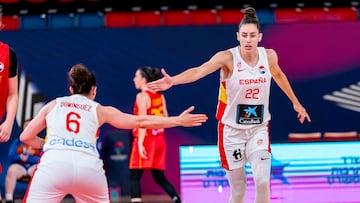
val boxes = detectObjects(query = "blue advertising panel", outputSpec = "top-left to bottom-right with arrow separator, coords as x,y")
180,142 -> 360,203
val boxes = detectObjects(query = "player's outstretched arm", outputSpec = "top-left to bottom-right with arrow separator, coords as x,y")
147,68 -> 173,92
98,105 -> 208,129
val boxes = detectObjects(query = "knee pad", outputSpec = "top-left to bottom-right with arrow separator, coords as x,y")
249,150 -> 271,186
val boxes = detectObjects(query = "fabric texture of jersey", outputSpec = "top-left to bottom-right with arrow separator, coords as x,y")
43,94 -> 100,158
24,95 -> 109,203
216,46 -> 272,170
129,90 -> 166,169
216,46 -> 272,130
0,42 -> 10,119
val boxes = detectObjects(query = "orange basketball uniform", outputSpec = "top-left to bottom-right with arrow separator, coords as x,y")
129,91 -> 166,170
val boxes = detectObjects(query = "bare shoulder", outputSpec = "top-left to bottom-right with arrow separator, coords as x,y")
265,48 -> 279,64
136,91 -> 150,101
44,99 -> 56,113
265,49 -> 276,55
214,49 -> 233,60
265,48 -> 277,57
97,104 -> 120,125
211,49 -> 233,69
97,104 -> 118,114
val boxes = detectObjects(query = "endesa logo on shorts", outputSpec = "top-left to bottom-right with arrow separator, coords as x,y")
48,137 -> 96,151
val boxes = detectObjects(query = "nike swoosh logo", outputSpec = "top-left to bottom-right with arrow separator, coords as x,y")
261,157 -> 270,160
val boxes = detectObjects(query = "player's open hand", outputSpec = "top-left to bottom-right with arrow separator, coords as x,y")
177,106 -> 208,127
0,121 -> 12,142
138,143 -> 148,159
147,68 -> 173,92
293,103 -> 311,124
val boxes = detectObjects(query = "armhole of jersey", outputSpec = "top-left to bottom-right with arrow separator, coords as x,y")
225,47 -> 238,81
261,47 -> 271,73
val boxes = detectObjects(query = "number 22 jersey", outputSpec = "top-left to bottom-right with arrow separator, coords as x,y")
216,46 -> 272,129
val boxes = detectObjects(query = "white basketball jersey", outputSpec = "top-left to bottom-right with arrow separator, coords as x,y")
216,46 -> 272,129
43,94 -> 100,157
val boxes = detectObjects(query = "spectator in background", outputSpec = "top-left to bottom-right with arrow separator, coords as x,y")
129,67 -> 181,203
0,41 -> 19,142
4,119 -> 42,203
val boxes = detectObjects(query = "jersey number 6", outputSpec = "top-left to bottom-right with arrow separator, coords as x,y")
66,111 -> 81,134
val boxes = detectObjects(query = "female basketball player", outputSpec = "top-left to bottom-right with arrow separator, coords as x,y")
129,67 -> 181,203
19,64 -> 207,203
148,7 -> 311,203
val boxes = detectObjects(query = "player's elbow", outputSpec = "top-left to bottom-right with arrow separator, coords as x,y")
19,134 -> 29,143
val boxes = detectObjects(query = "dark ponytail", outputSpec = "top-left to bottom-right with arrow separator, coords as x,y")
239,7 -> 261,32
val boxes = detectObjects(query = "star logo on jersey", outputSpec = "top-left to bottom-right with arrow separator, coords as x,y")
244,106 -> 258,118
236,104 -> 264,125
0,62 -> 4,72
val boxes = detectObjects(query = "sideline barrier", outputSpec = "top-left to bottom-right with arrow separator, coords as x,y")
1,15 -> 20,30
275,7 -> 358,23
2,7 -> 359,31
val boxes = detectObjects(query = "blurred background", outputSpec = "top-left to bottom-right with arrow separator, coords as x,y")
0,0 -> 359,202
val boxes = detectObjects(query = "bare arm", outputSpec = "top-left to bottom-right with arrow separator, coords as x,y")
0,76 -> 19,142
136,92 -> 150,159
97,105 -> 207,130
267,49 -> 311,123
20,100 -> 55,148
162,94 -> 169,117
147,50 -> 232,91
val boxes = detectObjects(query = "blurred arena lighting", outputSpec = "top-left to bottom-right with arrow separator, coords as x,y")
0,0 -> 358,15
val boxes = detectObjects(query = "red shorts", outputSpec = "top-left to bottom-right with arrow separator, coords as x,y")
129,135 -> 166,170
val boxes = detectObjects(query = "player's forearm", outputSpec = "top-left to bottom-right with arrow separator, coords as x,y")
173,67 -> 202,86
137,129 -> 146,145
273,72 -> 300,105
5,93 -> 18,124
6,76 -> 19,123
137,115 -> 181,129
21,136 -> 45,149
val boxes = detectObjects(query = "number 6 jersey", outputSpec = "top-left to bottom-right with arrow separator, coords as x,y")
216,46 -> 272,129
43,94 -> 100,157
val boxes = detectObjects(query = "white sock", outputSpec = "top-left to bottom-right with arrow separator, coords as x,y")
6,193 -> 13,201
